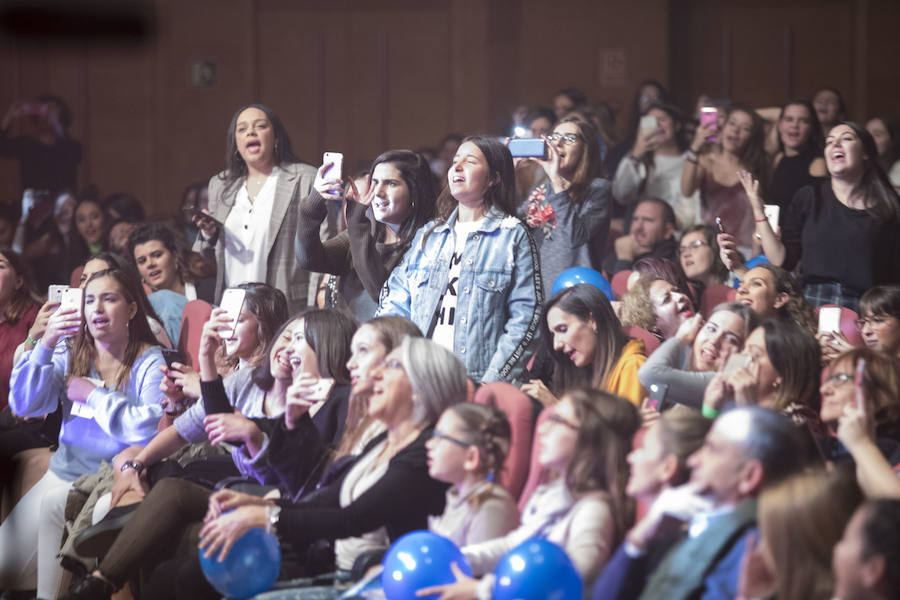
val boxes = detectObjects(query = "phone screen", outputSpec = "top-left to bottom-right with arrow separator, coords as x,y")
818,307 -> 842,334
219,289 -> 247,338
700,107 -> 718,143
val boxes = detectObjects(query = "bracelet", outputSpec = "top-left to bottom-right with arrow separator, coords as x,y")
26,333 -> 37,347
685,156 -> 698,165
701,405 -> 721,419
755,218 -> 768,223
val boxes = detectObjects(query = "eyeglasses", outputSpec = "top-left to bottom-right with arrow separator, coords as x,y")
430,430 -> 471,448
822,372 -> 853,388
678,239 -> 710,256
855,315 -> 890,331
546,132 -> 583,145
377,358 -> 405,372
546,413 -> 579,431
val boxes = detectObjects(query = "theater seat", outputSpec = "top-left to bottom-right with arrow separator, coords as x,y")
611,269 -> 632,300
623,325 -> 660,355
517,407 -> 553,511
472,382 -> 533,501
177,299 -> 213,369
700,284 -> 737,317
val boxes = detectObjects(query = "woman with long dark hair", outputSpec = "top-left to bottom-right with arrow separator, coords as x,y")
192,104 -> 316,312
733,122 -> 900,310
378,135 -> 542,384
519,114 -> 611,291
613,103 -> 699,230
297,149 -> 437,320
759,100 -> 827,224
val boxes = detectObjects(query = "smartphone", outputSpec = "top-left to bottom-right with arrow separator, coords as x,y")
646,383 -> 669,411
182,206 -> 223,228
161,349 -> 187,370
722,353 -> 752,377
818,306 -> 842,334
640,115 -> 659,133
700,107 -> 718,143
60,287 -> 84,320
218,288 -> 247,339
323,151 -> 343,180
763,204 -> 780,231
508,137 -> 547,159
715,216 -> 726,234
48,285 -> 68,305
307,378 -> 335,402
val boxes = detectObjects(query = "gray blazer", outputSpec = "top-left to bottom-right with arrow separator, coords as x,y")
196,162 -> 317,313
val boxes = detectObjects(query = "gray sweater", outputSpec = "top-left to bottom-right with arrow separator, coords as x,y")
519,178 -> 611,297
637,337 -> 713,410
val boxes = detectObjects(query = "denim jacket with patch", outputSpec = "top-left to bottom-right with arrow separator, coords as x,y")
377,207 -> 543,383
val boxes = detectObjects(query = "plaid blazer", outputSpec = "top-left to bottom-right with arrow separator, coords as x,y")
198,162 -> 317,313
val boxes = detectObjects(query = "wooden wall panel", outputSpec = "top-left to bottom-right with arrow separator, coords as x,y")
0,0 -> 896,219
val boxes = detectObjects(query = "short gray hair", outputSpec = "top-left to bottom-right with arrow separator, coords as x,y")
398,337 -> 467,424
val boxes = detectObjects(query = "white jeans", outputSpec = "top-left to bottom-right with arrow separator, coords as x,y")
0,469 -> 72,599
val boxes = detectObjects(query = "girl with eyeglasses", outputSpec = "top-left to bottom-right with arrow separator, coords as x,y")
518,114 -> 611,293
419,389 -> 640,598
426,402 -> 519,547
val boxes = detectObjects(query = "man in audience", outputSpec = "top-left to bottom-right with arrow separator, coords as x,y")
596,407 -> 809,600
603,197 -> 677,275
832,499 -> 900,600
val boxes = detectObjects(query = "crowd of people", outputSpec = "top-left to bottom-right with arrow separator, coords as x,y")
0,80 -> 898,600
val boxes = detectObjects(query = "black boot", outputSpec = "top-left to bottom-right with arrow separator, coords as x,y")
59,575 -> 114,600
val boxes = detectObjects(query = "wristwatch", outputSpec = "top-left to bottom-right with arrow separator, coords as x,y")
120,460 -> 146,476
266,505 -> 282,535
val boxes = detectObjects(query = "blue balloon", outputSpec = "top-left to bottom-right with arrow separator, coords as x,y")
744,254 -> 770,269
492,539 -> 582,600
381,530 -> 471,600
198,527 -> 281,599
551,267 -> 614,300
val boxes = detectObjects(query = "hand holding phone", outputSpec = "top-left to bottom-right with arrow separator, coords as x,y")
47,285 -> 67,309
818,306 -> 842,335
700,107 -> 718,143
218,289 -> 247,339
508,138 -> 548,159
322,152 -> 344,197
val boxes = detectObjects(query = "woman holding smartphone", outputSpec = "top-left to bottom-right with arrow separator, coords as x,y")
613,103 -> 699,230
682,104 -> 768,252
296,150 -> 437,321
0,267 -> 164,599
518,114 -> 611,291
378,136 -> 542,384
192,104 -> 316,313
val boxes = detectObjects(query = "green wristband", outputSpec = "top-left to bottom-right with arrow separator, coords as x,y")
26,333 -> 37,347
701,405 -> 721,420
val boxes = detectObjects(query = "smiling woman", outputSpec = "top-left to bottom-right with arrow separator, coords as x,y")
296,149 -> 437,321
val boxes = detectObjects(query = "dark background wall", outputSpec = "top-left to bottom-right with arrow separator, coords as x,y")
1,0 -> 897,214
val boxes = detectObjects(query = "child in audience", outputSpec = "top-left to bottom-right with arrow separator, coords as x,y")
419,389 -> 639,597
427,402 -> 519,547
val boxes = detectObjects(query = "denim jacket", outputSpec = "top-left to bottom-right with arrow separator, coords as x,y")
377,207 -> 543,383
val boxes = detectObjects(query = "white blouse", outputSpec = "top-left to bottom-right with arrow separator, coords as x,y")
223,167 -> 279,287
